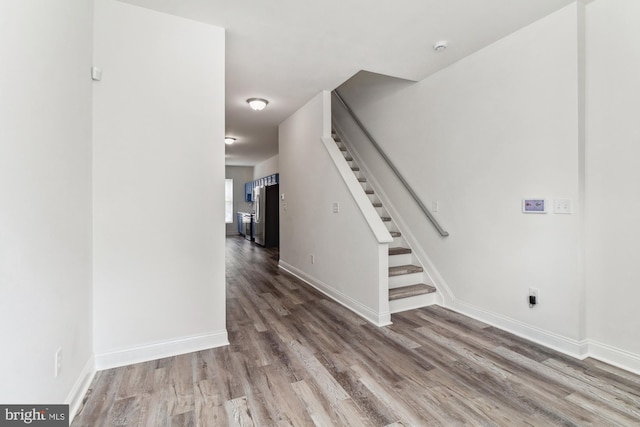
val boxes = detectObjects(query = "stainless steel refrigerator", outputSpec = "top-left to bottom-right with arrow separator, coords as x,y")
253,184 -> 279,247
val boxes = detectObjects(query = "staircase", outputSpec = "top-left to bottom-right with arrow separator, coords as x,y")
332,130 -> 438,314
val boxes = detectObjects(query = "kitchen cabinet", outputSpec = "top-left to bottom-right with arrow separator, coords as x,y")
236,212 -> 243,235
245,174 -> 279,202
245,182 -> 253,202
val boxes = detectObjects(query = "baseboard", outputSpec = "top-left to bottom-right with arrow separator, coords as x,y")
66,355 -> 96,425
94,330 -> 229,371
279,260 -> 392,327
446,299 -> 588,359
587,340 -> 640,376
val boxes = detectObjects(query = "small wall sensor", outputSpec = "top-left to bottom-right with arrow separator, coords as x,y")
522,199 -> 548,214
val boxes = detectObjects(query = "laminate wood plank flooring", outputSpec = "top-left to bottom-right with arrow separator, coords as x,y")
72,236 -> 640,426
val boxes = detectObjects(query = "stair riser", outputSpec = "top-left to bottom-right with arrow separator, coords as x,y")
376,207 -> 388,216
389,292 -> 440,314
388,253 -> 413,268
389,272 -> 425,288
392,236 -> 405,246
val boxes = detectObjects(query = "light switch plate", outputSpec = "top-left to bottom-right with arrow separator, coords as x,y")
554,199 -> 572,214
91,66 -> 102,81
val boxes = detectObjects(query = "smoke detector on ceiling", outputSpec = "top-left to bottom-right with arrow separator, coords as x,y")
433,41 -> 448,52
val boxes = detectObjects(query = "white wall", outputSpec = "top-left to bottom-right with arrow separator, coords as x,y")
92,0 -> 227,368
0,1 -> 94,404
253,154 -> 279,180
585,0 -> 640,371
336,4 -> 585,352
226,166 -> 254,235
279,92 -> 389,325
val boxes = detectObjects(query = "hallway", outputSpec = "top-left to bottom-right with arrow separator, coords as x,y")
72,236 -> 640,426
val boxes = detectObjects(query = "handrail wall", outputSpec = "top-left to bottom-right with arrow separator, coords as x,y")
333,90 -> 450,237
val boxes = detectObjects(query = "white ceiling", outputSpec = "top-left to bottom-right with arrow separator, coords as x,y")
120,0 -> 576,166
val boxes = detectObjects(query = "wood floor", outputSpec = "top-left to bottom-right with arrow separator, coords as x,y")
72,236 -> 640,426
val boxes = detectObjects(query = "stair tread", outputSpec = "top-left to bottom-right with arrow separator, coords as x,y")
389,264 -> 423,276
390,231 -> 401,237
389,284 -> 436,300
358,178 -> 367,182
389,247 -> 412,255
380,216 -> 391,222
372,202 -> 383,207
365,189 -> 374,194
345,156 -> 353,161
351,167 -> 360,171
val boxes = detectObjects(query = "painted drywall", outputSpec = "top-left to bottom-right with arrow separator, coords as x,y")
279,92 -> 389,324
0,1 -> 94,404
253,154 -> 279,180
335,4 -> 585,351
585,0 -> 640,370
226,166 -> 254,235
92,0 -> 227,368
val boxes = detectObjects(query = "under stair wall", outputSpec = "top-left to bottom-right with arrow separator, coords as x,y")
278,91 -> 392,326
331,4 -> 588,359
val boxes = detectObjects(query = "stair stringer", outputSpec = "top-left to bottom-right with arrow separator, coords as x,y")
332,120 -> 455,307
319,135 -> 393,325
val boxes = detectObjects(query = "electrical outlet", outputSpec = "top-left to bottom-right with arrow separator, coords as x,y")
310,254 -> 315,264
529,288 -> 540,307
55,348 -> 62,377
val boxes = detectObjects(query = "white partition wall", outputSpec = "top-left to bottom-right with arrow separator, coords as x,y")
279,92 -> 391,325
92,0 -> 227,369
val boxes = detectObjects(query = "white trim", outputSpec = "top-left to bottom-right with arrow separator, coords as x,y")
321,135 -> 392,244
279,260 -> 392,327
448,299 -> 640,374
587,340 -> 640,376
446,298 -> 588,358
94,330 -> 229,371
66,355 -> 96,425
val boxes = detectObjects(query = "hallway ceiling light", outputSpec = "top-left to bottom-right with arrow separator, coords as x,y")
433,41 -> 448,52
247,98 -> 269,111
225,137 -> 236,145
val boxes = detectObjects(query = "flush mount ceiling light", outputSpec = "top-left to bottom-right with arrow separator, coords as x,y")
433,40 -> 448,52
247,98 -> 269,111
224,137 -> 236,145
